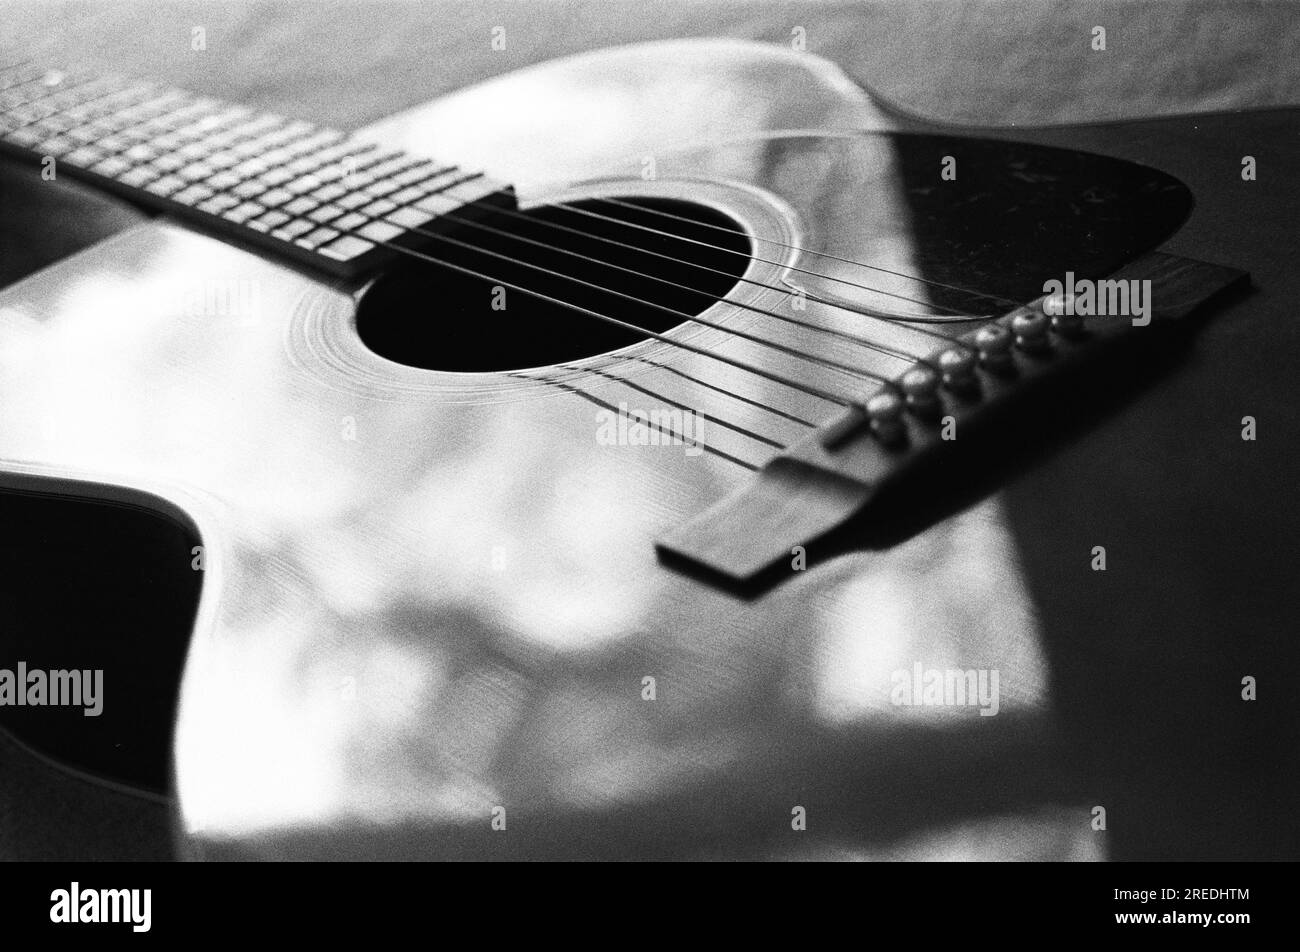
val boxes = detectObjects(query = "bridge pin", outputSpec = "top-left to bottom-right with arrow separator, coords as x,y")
1041,294 -> 1085,337
866,391 -> 907,445
900,365 -> 943,418
937,347 -> 978,392
974,323 -> 1014,371
1011,307 -> 1052,352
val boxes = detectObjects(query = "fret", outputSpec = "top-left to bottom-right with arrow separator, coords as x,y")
0,64 -> 515,277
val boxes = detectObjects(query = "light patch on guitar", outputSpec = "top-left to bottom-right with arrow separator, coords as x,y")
373,405 -> 662,654
808,498 -> 1047,725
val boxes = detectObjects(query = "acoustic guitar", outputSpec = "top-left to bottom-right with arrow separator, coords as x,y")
0,39 -> 1294,860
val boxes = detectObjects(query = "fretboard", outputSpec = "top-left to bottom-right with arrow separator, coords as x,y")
0,60 -> 516,277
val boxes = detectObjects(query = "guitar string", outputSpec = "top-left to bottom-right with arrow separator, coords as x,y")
0,63 -> 996,446
589,195 -> 1021,308
505,370 -> 762,471
360,234 -> 859,405
391,224 -> 904,386
619,353 -> 817,428
425,196 -> 980,325
423,198 -> 980,364
424,205 -> 937,367
0,46 -> 996,317
1,65 -> 960,367
0,62 -> 827,442
556,361 -> 786,448
0,59 -> 1000,320
548,198 -> 1003,321
2,62 -> 995,336
512,197 -> 1007,321
0,63 -> 989,396
366,215 -> 1010,432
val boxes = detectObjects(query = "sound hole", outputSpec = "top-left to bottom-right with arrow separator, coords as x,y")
356,197 -> 752,372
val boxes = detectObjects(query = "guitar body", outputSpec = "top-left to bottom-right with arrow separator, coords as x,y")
0,41 -> 1295,860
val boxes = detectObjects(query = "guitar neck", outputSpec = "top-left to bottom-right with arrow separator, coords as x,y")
0,60 -> 515,277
